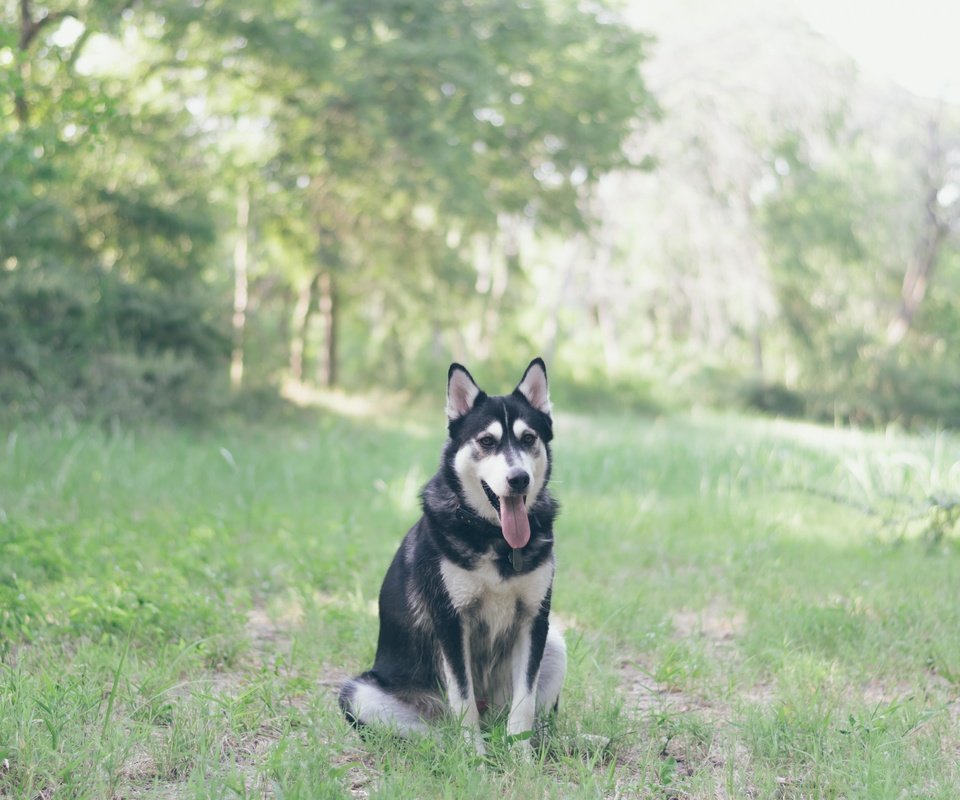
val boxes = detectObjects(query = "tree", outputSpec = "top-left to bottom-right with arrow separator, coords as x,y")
148,0 -> 656,386
887,116 -> 960,344
0,0 -> 230,420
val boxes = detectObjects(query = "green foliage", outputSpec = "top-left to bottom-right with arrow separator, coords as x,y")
797,348 -> 960,428
737,380 -> 807,418
0,267 -> 229,421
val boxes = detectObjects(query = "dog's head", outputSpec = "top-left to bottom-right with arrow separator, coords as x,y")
444,358 -> 553,548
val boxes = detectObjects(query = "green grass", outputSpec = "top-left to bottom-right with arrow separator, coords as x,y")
1,405 -> 959,798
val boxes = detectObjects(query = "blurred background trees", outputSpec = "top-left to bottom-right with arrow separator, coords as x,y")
1,0 -> 958,425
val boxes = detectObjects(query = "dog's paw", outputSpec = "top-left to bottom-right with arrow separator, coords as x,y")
509,737 -> 535,763
463,728 -> 487,758
502,726 -> 536,762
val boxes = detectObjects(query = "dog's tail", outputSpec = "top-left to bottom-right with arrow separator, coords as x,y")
337,673 -> 369,729
338,671 -> 435,734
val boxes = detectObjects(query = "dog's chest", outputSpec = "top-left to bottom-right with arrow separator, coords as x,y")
440,555 -> 552,636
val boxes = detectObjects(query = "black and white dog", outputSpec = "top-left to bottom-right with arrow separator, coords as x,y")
339,358 -> 565,752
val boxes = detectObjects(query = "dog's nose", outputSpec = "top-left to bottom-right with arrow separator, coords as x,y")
506,468 -> 530,493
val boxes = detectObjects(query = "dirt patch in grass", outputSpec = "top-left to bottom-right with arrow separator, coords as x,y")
118,604 -> 357,800
121,744 -> 161,784
617,658 -> 701,713
246,607 -> 294,652
614,602 -> 768,799
331,746 -> 381,799
613,656 -> 750,798
671,605 -> 746,645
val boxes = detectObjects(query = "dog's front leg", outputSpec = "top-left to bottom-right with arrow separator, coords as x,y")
435,613 -> 485,755
507,594 -> 551,744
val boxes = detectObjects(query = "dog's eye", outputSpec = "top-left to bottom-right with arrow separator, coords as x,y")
477,435 -> 497,448
521,432 -> 537,446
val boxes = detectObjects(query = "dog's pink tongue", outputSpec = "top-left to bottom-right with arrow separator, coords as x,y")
499,495 -> 530,549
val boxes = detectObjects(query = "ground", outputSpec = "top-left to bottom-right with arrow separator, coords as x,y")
1,403 -> 958,798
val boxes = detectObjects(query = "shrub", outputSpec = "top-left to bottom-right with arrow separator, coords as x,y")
0,266 -> 229,422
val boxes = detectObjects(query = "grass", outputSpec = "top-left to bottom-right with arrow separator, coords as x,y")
1,403 -> 959,798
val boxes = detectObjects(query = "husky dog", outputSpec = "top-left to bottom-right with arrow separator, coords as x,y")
339,358 -> 565,752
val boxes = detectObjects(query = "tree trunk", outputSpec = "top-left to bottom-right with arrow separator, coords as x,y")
750,291 -> 765,379
887,120 -> 952,346
589,240 -> 621,373
316,270 -> 337,388
230,182 -> 250,391
886,211 -> 947,345
15,0 -> 74,126
752,328 -> 764,378
594,300 -> 621,374
543,236 -> 583,366
16,0 -> 34,125
14,63 -> 30,126
289,275 -> 318,384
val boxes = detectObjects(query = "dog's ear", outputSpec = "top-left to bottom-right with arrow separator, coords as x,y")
446,363 -> 482,420
515,357 -> 551,416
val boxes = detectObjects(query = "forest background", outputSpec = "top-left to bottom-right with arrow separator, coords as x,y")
2,0 -> 959,427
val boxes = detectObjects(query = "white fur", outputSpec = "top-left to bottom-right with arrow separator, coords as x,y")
482,421 -> 503,441
508,624 -> 537,736
454,446 -> 501,524
476,452 -> 514,499
512,420 -> 533,439
406,584 -> 431,630
536,627 -> 567,712
440,555 -> 553,619
350,682 -> 431,734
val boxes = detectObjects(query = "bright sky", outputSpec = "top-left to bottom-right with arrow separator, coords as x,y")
795,0 -> 960,100
627,0 -> 960,103
50,1 -> 960,103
